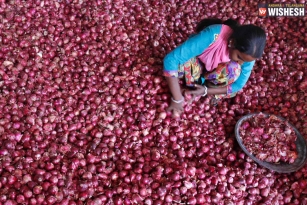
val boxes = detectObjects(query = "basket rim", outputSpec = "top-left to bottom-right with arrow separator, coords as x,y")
235,112 -> 307,173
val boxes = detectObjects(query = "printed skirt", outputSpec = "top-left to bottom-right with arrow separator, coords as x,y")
178,57 -> 241,100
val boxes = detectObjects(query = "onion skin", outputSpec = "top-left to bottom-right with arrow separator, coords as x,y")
0,0 -> 306,204
239,113 -> 298,164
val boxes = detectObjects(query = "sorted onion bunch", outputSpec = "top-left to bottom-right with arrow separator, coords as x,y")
239,113 -> 298,164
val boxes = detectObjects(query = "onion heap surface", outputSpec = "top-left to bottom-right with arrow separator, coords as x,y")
0,0 -> 306,204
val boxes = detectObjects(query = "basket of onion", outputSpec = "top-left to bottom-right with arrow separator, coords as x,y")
235,112 -> 307,173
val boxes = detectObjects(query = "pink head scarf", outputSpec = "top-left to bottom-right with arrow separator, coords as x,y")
198,25 -> 233,72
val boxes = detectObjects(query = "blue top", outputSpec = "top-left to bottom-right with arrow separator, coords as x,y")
163,24 -> 255,94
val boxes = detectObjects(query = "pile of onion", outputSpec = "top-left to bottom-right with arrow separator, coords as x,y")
0,0 -> 306,204
239,113 -> 298,164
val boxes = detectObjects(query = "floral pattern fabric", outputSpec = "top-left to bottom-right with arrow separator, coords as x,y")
177,57 -> 241,99
203,60 -> 241,99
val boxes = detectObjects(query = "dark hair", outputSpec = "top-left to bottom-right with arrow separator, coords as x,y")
231,25 -> 266,58
195,18 -> 266,58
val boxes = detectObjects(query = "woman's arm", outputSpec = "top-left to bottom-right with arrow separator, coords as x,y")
163,25 -> 222,116
166,77 -> 183,101
207,87 -> 227,95
184,86 -> 227,103
165,77 -> 184,117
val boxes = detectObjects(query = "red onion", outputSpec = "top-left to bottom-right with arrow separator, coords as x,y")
239,113 -> 298,163
0,0 -> 306,204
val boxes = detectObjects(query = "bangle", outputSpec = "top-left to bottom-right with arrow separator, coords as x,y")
202,86 -> 208,97
171,97 -> 184,104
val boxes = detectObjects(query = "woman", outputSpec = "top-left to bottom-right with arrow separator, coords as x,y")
163,19 -> 266,117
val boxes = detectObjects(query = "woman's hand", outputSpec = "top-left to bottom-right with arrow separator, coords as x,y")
165,77 -> 184,118
167,100 -> 184,118
184,85 -> 207,103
